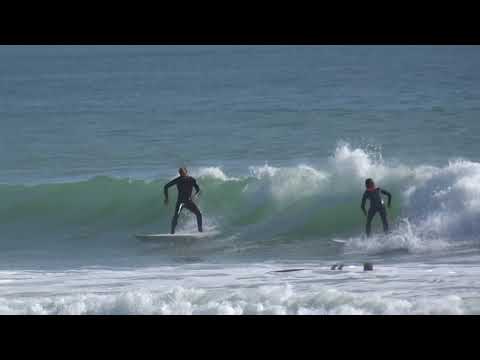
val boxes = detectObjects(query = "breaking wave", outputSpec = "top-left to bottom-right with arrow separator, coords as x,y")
2,143 -> 480,255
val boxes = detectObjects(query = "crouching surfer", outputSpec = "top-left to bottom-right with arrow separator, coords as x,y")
164,167 -> 203,234
361,178 -> 392,237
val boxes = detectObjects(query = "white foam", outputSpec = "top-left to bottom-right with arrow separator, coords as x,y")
2,260 -> 479,315
403,159 -> 480,241
331,143 -> 377,180
329,143 -> 412,186
193,167 -> 239,181
249,164 -> 279,179
0,284 -> 467,315
247,163 -> 328,203
344,219 -> 450,255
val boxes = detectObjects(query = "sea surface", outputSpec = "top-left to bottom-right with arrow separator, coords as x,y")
1,45 -> 480,314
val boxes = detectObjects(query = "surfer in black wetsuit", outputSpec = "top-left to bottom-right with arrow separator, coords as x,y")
164,167 -> 203,234
361,178 -> 392,237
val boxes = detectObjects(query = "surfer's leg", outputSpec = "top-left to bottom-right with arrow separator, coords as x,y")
171,202 -> 183,234
366,209 -> 376,237
185,201 -> 203,232
379,207 -> 389,234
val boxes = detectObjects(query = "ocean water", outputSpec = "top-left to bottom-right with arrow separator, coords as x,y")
1,45 -> 480,314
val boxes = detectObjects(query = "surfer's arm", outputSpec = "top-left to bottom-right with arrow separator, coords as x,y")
164,177 -> 180,201
361,192 -> 368,216
381,189 -> 392,207
193,179 -> 201,196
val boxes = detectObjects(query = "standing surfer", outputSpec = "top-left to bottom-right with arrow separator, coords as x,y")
164,167 -> 203,234
361,178 -> 392,237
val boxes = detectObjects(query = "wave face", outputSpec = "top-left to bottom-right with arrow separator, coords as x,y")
2,144 -> 480,257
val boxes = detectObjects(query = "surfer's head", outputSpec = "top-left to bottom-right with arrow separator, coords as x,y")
179,167 -> 188,176
365,178 -> 375,190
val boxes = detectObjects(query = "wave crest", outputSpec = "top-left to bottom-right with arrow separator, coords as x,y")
2,144 -> 480,254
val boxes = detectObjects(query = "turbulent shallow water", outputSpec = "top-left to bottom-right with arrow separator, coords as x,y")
1,45 -> 480,314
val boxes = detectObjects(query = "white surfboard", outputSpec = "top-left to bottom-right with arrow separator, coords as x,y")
136,231 -> 218,242
331,239 -> 348,244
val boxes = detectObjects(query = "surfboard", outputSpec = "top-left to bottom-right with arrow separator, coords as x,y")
331,239 -> 347,244
272,268 -> 305,273
135,231 -> 218,242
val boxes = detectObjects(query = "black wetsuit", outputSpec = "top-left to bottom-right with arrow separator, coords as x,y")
361,188 -> 392,237
164,176 -> 202,234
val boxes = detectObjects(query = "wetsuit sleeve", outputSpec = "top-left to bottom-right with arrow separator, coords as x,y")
361,191 -> 368,214
381,189 -> 392,207
193,178 -> 200,195
164,177 -> 180,200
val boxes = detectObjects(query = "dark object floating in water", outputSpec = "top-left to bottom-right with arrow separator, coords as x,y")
274,269 -> 305,273
363,262 -> 374,271
330,264 -> 344,270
